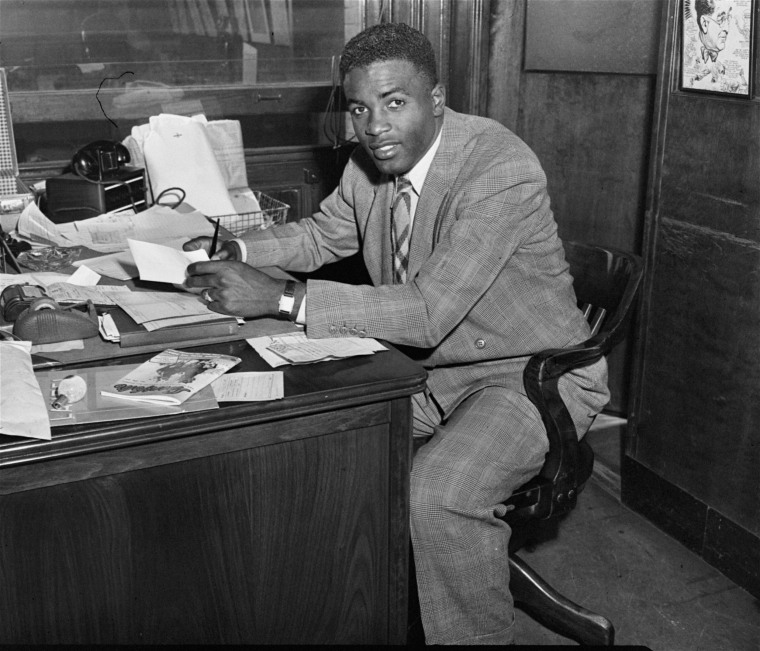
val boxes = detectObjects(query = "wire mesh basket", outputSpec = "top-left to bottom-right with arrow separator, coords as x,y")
216,191 -> 289,237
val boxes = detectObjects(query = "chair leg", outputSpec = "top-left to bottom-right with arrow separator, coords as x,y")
510,553 -> 615,646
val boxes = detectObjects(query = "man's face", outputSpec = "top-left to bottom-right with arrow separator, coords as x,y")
343,59 -> 445,177
700,0 -> 733,52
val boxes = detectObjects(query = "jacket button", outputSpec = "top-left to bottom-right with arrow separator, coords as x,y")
339,326 -> 348,335
349,327 -> 358,336
358,330 -> 367,338
329,325 -> 338,334
475,338 -> 486,349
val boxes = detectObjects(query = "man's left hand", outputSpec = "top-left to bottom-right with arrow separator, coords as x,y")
184,260 -> 284,317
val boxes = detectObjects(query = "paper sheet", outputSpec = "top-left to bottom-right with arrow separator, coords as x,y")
45,283 -> 132,306
0,271 -> 72,293
114,289 -> 216,325
0,340 -> 51,440
15,201 -> 216,255
127,238 -> 209,285
71,250 -> 137,281
62,205 -> 215,253
212,372 -> 284,402
247,332 -> 387,367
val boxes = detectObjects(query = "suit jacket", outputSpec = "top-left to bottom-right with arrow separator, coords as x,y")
239,108 -> 608,418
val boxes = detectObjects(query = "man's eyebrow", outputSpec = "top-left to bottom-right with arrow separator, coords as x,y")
345,86 -> 409,105
380,85 -> 409,98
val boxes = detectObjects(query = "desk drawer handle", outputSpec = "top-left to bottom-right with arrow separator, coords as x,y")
257,94 -> 283,102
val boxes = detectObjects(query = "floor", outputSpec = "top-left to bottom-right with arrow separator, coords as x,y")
511,416 -> 760,649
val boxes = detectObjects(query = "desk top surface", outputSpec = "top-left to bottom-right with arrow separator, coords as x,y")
1,335 -> 427,469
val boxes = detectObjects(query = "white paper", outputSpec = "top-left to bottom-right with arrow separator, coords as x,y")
15,202 -> 67,247
247,332 -> 386,367
212,372 -> 284,402
0,272 -> 72,293
141,114 -> 237,217
114,289 -> 216,325
45,282 -> 132,306
0,340 -> 51,440
246,334 -> 293,368
67,265 -> 101,286
71,250 -> 137,281
127,238 -> 208,285
59,204 -> 215,253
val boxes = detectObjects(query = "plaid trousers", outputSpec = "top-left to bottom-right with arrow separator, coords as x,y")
410,359 -> 608,645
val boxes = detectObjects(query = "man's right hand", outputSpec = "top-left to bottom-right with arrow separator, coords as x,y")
183,237 -> 240,261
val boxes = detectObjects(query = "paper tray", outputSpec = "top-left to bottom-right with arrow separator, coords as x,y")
214,191 -> 288,237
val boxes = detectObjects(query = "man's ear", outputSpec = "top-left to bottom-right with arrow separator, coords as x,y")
431,83 -> 446,116
699,16 -> 709,33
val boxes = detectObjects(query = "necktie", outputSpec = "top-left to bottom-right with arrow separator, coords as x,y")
392,175 -> 413,283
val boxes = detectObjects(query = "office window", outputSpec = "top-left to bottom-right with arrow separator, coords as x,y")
0,0 -> 363,165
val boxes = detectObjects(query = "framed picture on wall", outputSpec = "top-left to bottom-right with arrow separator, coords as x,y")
680,0 -> 755,97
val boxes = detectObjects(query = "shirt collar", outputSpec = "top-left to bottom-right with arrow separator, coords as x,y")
402,127 -> 443,195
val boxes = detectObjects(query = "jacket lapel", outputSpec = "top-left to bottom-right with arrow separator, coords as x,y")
362,176 -> 395,285
407,111 -> 461,281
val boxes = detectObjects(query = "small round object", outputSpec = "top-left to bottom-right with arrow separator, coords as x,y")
30,297 -> 58,311
202,289 -> 213,303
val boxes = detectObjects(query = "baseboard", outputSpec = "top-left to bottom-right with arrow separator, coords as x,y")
621,456 -> 760,599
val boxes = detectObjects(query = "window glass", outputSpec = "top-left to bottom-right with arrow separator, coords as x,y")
0,0 -> 363,164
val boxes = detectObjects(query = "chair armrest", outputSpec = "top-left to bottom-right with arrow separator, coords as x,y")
522,337 -> 606,505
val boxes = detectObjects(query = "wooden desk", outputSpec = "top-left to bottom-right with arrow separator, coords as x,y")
0,339 -> 426,644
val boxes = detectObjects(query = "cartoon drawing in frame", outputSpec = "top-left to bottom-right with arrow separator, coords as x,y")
682,0 -> 754,96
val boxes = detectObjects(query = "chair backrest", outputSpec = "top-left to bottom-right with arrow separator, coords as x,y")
563,241 -> 643,355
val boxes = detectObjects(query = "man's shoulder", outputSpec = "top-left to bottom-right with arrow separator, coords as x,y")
440,108 -> 542,171
444,108 -> 534,151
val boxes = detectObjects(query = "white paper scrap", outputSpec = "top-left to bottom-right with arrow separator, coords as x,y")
212,372 -> 284,401
127,239 -> 208,285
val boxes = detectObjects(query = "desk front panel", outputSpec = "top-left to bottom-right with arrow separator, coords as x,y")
0,398 -> 411,644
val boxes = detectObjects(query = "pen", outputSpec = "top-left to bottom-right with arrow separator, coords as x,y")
209,218 -> 220,258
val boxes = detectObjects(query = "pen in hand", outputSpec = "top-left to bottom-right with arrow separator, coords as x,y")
209,218 -> 220,258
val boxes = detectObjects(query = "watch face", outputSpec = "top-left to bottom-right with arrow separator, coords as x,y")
279,281 -> 296,316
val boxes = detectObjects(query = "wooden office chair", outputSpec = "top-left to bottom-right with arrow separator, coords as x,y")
501,240 -> 643,645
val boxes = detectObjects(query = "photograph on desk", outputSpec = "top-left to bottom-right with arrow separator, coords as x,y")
100,348 -> 240,406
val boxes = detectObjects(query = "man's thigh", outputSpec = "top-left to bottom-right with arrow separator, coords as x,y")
412,385 -> 549,509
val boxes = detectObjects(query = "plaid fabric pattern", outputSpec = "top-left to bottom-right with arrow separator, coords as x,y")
392,175 -> 413,283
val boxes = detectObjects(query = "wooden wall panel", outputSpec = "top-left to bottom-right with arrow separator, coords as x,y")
636,218 -> 760,534
518,73 -> 654,253
659,95 -> 760,241
525,0 -> 661,74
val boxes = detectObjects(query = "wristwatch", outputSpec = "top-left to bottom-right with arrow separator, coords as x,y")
278,280 -> 296,318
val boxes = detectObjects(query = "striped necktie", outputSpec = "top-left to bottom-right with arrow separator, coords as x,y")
392,175 -> 413,283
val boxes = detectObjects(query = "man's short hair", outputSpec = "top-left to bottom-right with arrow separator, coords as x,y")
339,22 -> 439,87
695,0 -> 716,29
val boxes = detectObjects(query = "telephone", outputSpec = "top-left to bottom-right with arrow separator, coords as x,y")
71,140 -> 131,181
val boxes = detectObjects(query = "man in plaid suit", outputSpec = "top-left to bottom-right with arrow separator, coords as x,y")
185,22 -> 609,645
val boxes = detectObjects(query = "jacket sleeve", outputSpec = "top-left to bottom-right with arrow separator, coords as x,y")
305,139 -> 561,351
236,154 -> 368,272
